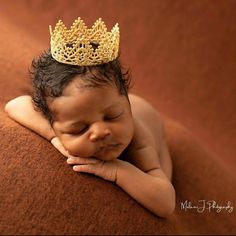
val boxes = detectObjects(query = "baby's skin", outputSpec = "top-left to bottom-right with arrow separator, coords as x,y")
5,76 -> 175,217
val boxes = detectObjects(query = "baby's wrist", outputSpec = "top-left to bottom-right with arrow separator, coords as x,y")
45,127 -> 56,141
115,160 -> 132,185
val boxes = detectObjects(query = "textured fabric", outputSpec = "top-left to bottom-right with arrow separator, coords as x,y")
0,0 -> 236,234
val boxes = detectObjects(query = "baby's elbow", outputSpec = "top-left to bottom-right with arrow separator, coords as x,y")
4,99 -> 18,116
158,183 -> 176,218
4,101 -> 13,114
160,198 -> 176,218
4,97 -> 24,115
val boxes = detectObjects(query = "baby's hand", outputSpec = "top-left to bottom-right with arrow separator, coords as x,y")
50,136 -> 123,182
67,156 -> 123,182
51,136 -> 70,157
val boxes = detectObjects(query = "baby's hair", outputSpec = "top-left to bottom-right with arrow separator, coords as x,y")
29,50 -> 131,124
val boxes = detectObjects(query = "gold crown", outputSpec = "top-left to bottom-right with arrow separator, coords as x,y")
49,17 -> 120,66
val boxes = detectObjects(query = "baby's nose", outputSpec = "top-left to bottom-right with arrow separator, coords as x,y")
89,123 -> 111,142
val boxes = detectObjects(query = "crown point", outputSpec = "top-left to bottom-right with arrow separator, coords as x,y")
49,25 -> 52,33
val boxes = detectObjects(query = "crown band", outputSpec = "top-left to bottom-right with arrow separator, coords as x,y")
49,17 -> 120,66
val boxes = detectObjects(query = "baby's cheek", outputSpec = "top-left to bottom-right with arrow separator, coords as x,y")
117,120 -> 134,143
61,136 -> 94,157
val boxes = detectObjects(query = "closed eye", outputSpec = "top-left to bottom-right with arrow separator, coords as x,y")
69,125 -> 89,136
104,111 -> 124,121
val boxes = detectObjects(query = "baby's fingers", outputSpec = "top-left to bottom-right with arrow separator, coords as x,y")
51,137 -> 69,157
73,163 -> 104,177
67,156 -> 100,165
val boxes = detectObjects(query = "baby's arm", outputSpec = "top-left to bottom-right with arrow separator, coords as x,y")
5,96 -> 72,157
5,95 -> 55,141
68,145 -> 175,218
116,146 -> 176,218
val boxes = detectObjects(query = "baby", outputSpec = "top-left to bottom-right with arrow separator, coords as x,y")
5,18 -> 175,218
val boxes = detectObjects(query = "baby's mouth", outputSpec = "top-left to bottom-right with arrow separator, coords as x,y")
95,143 -> 120,154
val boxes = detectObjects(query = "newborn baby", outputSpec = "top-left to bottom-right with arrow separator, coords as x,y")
5,18 -> 175,218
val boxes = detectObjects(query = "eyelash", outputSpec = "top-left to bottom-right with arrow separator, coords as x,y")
104,111 -> 123,121
70,126 -> 89,136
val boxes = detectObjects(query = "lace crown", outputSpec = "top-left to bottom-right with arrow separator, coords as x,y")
49,17 -> 120,66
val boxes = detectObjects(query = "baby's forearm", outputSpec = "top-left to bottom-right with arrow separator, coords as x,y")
5,95 -> 55,141
116,162 -> 175,218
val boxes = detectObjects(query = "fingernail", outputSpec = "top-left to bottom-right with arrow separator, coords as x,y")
73,166 -> 78,171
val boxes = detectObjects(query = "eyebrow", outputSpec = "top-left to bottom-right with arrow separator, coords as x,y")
103,102 -> 121,112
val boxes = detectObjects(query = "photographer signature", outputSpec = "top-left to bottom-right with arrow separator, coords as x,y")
180,200 -> 233,213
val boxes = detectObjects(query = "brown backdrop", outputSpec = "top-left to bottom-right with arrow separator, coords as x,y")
0,0 -> 235,234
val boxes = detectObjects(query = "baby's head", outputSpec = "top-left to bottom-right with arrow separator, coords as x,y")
30,50 -> 134,160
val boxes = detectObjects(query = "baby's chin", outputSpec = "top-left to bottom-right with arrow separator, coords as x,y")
94,151 -> 121,161
93,145 -> 125,161
99,152 -> 125,161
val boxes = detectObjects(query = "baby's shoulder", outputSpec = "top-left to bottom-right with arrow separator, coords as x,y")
128,93 -> 152,111
128,93 -> 162,122
122,94 -> 165,171
128,93 -> 164,148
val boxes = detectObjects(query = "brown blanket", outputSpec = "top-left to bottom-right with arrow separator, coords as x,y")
0,0 -> 236,234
